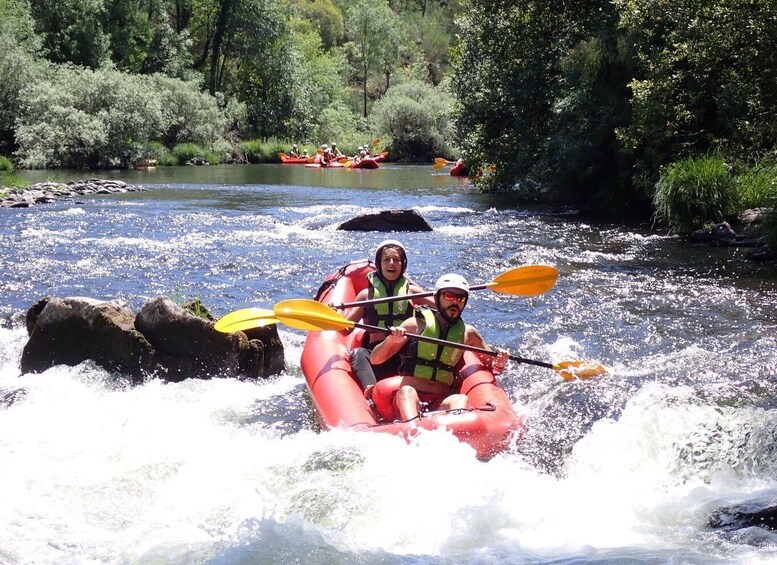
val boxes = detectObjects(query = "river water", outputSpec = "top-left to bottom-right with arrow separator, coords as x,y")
2,164 -> 777,563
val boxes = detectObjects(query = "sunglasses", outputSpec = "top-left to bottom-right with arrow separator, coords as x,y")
441,291 -> 467,304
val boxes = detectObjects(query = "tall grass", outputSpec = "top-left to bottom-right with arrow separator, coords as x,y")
653,155 -> 737,233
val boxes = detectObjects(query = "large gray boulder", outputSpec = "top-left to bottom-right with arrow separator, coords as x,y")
135,297 -> 284,381
338,209 -> 433,231
20,296 -> 285,383
21,297 -> 157,381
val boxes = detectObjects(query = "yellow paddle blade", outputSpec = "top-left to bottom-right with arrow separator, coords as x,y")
274,299 -> 355,331
488,265 -> 559,296
343,160 -> 353,168
433,157 -> 450,169
371,137 -> 379,146
214,308 -> 279,333
554,361 -> 608,381
379,150 -> 388,158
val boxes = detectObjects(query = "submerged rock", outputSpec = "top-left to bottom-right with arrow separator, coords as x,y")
338,209 -> 433,232
709,502 -> 777,532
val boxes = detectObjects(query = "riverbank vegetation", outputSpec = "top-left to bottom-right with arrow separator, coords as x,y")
0,0 -> 776,241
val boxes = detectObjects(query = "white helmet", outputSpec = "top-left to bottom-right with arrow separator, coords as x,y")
332,142 -> 337,147
435,273 -> 469,295
321,144 -> 328,149
374,239 -> 407,274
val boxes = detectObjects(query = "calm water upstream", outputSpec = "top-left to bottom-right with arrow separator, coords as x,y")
2,163 -> 777,563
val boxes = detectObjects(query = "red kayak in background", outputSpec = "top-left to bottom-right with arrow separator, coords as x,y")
299,261 -> 526,460
450,159 -> 468,177
349,156 -> 380,169
279,154 -> 312,164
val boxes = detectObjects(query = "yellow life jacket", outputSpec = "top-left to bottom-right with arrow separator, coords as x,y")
402,307 -> 465,386
364,271 -> 411,329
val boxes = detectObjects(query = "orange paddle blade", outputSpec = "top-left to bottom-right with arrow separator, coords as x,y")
487,265 -> 558,296
554,361 -> 608,381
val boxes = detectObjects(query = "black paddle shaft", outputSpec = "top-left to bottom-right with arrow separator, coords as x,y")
335,283 -> 490,309
355,321 -> 554,369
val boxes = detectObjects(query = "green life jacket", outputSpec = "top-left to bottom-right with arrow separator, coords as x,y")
402,307 -> 466,386
364,272 -> 411,329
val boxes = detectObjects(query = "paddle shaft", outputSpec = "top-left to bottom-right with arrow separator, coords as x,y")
335,284 -> 490,309
355,321 -> 553,369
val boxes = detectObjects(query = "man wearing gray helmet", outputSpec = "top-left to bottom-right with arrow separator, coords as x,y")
370,273 -> 508,421
344,240 -> 433,394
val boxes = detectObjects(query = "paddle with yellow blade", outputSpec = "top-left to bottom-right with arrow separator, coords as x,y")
214,307 -> 280,333
433,157 -> 455,170
273,299 -> 606,381
332,265 -> 559,309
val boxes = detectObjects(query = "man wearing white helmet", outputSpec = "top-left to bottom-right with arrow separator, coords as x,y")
289,144 -> 299,158
345,240 -> 433,393
370,273 -> 508,421
331,142 -> 343,157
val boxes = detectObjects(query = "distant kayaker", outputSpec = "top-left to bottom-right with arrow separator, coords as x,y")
302,149 -> 309,159
331,142 -> 343,157
320,143 -> 333,165
289,144 -> 299,158
369,273 -> 509,421
344,240 -> 433,394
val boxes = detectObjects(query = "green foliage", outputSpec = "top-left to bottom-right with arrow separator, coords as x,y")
0,155 -> 12,172
346,0 -> 403,117
30,0 -> 110,68
615,0 -> 777,194
0,170 -> 29,192
370,80 -> 454,161
736,160 -> 777,211
653,155 -> 737,234
314,101 -> 359,147
14,65 -> 228,168
289,0 -> 344,50
0,0 -> 43,152
171,143 -> 219,165
238,139 -> 292,163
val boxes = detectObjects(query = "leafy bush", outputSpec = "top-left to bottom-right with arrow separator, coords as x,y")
171,143 -> 219,165
14,66 -> 228,169
653,155 -> 738,233
0,155 -> 12,171
370,80 -> 455,161
736,160 -> 777,210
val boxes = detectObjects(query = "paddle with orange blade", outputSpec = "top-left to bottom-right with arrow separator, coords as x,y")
273,299 -> 607,381
214,307 -> 279,333
433,157 -> 455,169
332,265 -> 559,309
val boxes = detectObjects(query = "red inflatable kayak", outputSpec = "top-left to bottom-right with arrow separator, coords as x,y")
450,159 -> 468,177
349,156 -> 380,169
300,261 -> 525,459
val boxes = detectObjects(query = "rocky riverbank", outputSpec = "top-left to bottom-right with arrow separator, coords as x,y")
0,179 -> 146,208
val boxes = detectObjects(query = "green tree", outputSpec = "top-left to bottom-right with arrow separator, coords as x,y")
30,0 -> 110,68
289,0 -> 344,51
346,0 -> 402,117
0,0 -> 43,153
371,80 -> 454,161
615,0 -> 777,194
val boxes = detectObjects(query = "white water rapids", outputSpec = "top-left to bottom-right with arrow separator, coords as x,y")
2,165 -> 777,563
